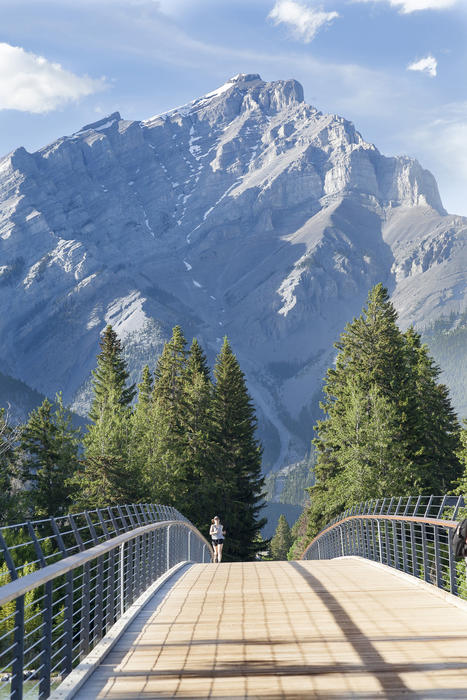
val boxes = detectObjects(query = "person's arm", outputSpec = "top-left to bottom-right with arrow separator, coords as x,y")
209,524 -> 215,536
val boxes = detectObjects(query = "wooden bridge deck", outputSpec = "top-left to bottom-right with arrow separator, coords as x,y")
74,559 -> 467,698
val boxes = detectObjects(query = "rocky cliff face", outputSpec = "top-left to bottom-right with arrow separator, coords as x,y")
0,73 -> 465,469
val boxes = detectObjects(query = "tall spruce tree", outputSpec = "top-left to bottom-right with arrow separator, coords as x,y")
453,420 -> 467,495
79,325 -> 139,507
88,325 -> 136,423
179,339 -> 216,532
128,365 -> 154,496
270,514 -> 293,560
212,338 -> 265,561
402,328 -> 461,492
147,326 -> 189,505
21,394 -> 80,516
306,284 -> 461,544
0,408 -> 20,524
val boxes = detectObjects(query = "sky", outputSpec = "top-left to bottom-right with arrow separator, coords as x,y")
0,0 -> 466,214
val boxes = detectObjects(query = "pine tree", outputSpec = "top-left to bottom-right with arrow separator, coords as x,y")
88,325 -> 135,423
73,455 -> 142,508
305,284 -> 461,544
80,325 -> 140,507
179,339 -> 216,532
211,338 -> 265,561
270,514 -> 292,560
21,394 -> 80,516
128,365 -> 154,496
453,420 -> 467,495
147,326 -> 189,505
402,328 -> 461,492
0,408 -> 20,524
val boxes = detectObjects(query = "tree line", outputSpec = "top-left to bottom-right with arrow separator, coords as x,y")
289,284 -> 467,557
0,327 -> 266,561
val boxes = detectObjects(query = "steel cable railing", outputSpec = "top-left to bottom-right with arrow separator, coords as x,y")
0,504 -> 212,699
302,495 -> 467,599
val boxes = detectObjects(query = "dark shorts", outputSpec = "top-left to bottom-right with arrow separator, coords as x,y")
212,538 -> 224,545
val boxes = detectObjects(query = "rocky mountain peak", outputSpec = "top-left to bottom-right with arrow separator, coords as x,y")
0,74 -> 464,471
79,112 -> 122,132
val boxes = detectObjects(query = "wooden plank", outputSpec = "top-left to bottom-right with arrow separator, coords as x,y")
74,560 -> 467,698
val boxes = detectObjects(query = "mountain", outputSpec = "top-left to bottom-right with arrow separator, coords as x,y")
422,311 -> 467,419
0,73 -> 465,471
0,369 -> 46,422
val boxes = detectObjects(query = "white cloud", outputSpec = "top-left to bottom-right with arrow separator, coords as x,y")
0,43 -> 106,113
353,0 -> 458,13
268,0 -> 339,42
407,55 -> 437,77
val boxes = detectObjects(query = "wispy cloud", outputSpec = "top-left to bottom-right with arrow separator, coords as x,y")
268,0 -> 339,43
0,42 -> 106,113
353,0 -> 458,13
407,55 -> 437,77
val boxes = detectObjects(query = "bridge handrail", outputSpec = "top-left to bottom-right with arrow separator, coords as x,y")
0,505 -> 212,700
0,502 -> 184,584
0,519 -> 211,608
301,494 -> 466,602
303,513 -> 458,556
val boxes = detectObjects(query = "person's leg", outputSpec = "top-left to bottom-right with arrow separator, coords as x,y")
217,542 -> 223,563
213,542 -> 218,562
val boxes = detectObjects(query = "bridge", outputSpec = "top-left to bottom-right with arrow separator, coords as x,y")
1,497 -> 467,699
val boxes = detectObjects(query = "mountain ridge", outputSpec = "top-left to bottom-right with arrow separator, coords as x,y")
0,73 -> 465,470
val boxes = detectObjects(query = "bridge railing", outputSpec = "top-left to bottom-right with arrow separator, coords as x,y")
302,495 -> 467,599
0,504 -> 212,700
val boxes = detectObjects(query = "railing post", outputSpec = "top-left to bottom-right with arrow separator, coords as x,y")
119,542 -> 125,617
448,525 -> 458,596
166,524 -> 172,570
392,521 -> 400,571
433,525 -> 443,589
421,524 -> 430,582
0,531 -> 23,700
384,520 -> 391,567
188,530 -> 191,561
27,522 -> 53,699
70,515 -> 91,658
376,521 -> 383,564
50,517 -> 74,676
410,522 -> 419,578
401,521 -> 408,573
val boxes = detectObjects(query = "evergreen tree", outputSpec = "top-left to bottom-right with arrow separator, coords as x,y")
304,284 -> 461,545
80,325 -> 139,507
137,365 -> 153,405
73,455 -> 142,508
88,325 -> 135,423
21,394 -> 80,516
402,328 -> 461,492
211,338 -> 265,561
270,514 -> 292,560
453,420 -> 467,495
0,408 -> 20,524
128,365 -> 154,496
179,339 -> 216,532
146,326 -> 189,505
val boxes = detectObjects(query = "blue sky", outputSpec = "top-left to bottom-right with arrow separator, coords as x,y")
1,0 -> 466,213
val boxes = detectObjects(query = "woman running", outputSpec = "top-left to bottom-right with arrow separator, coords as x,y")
209,516 -> 226,563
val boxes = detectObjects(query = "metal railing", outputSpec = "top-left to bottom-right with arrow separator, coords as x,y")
0,504 -> 212,699
302,495 -> 467,598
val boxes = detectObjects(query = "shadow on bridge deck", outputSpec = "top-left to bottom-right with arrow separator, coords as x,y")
72,559 -> 467,698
